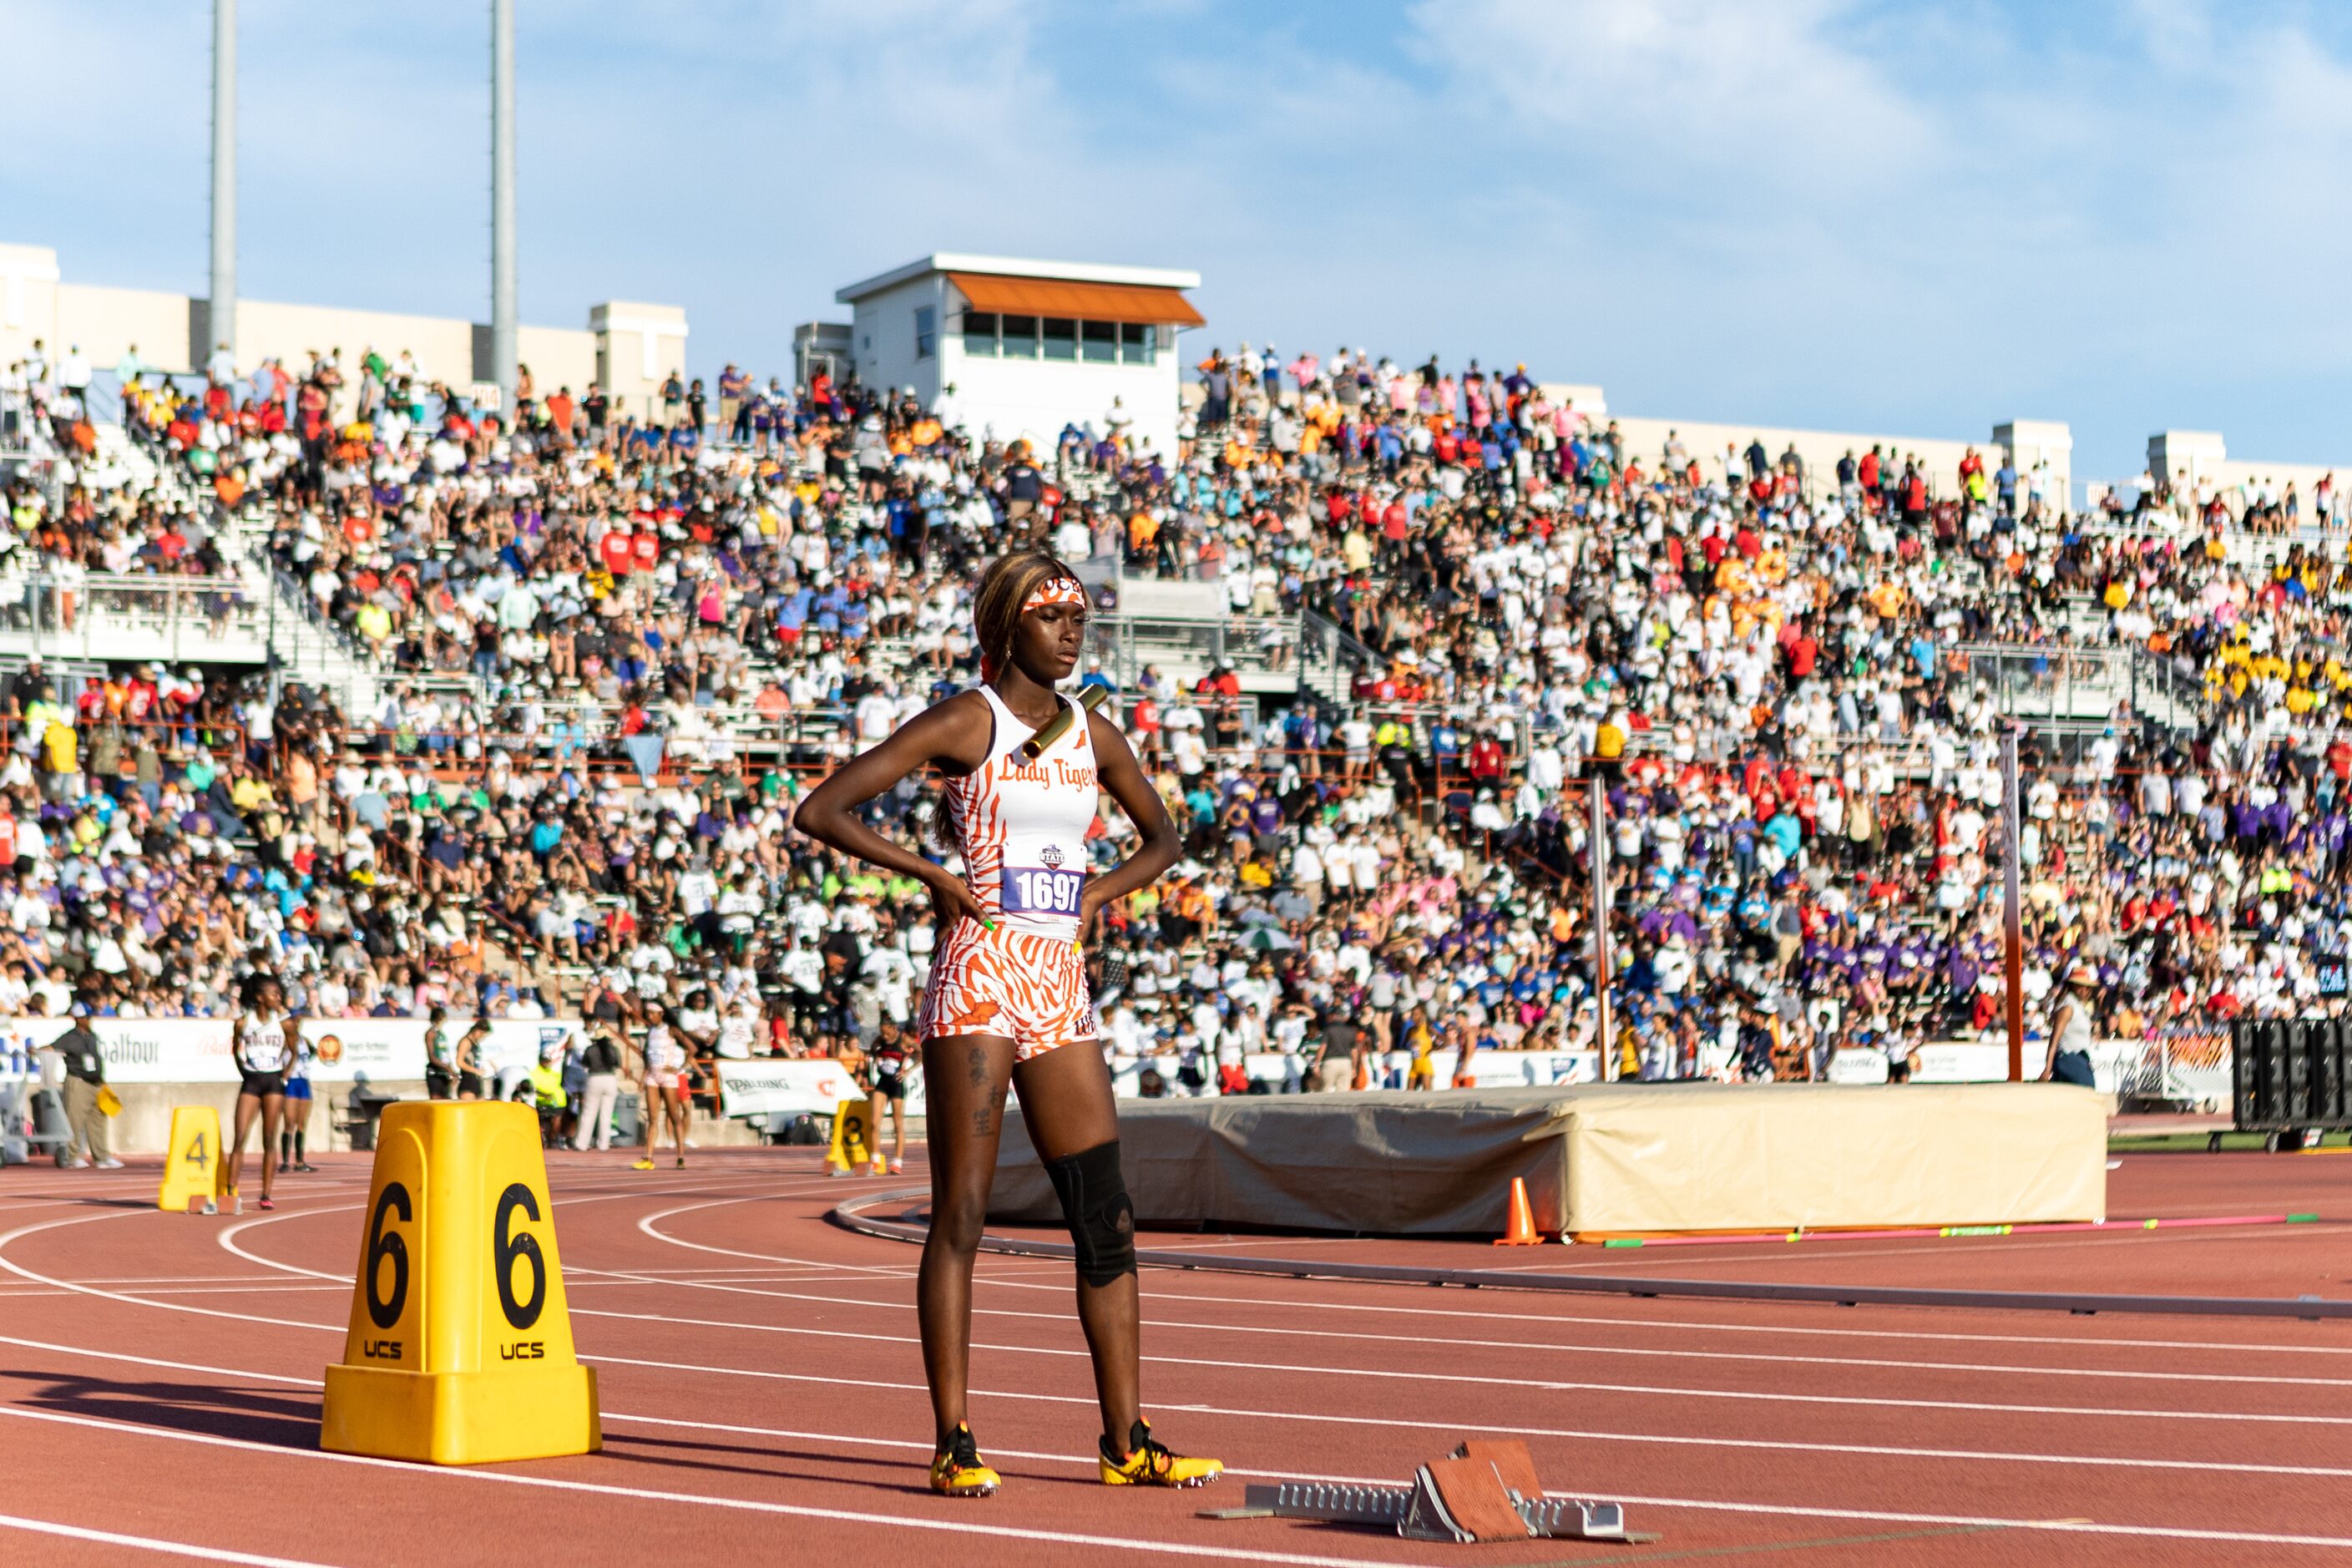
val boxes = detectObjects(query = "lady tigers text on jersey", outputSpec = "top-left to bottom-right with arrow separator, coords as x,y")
943,687 -> 1100,945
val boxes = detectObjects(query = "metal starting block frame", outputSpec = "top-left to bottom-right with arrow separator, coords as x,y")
1239,1474 -> 1631,1544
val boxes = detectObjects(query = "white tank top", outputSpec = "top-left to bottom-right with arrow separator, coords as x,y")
944,686 -> 1099,942
240,1011 -> 293,1074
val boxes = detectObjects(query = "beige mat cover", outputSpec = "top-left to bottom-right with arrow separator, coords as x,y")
992,1083 -> 2106,1235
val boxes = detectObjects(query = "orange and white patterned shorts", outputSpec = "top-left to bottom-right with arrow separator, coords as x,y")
918,920 -> 1095,1062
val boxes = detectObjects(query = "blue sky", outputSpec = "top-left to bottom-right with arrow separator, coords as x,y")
7,0 -> 2350,480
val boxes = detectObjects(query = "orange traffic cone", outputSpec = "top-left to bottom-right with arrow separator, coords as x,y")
1495,1177 -> 1542,1246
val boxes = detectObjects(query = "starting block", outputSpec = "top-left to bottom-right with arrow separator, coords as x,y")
319,1101 -> 600,1464
1227,1440 -> 1641,1545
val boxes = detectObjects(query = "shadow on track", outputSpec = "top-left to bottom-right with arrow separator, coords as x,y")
0,1366 -> 321,1447
597,1431 -> 1051,1498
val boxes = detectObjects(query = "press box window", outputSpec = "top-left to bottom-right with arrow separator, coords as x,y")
1120,323 -> 1154,365
914,306 -> 937,359
1081,321 -> 1117,363
963,311 -> 998,357
1000,315 -> 1039,358
1042,317 -> 1077,362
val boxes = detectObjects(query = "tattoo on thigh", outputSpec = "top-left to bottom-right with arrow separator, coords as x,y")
966,1045 -> 989,1087
972,1103 -> 994,1136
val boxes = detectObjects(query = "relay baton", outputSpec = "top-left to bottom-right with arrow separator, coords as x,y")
1017,684 -> 1110,761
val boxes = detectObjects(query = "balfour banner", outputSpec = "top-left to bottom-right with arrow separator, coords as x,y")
3,1017 -> 585,1085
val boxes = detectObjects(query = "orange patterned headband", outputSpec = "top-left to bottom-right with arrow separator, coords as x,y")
1022,577 -> 1087,615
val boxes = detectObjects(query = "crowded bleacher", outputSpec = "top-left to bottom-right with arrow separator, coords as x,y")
3,327 -> 2349,1110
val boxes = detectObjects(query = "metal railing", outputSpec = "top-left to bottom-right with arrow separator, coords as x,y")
1945,640 -> 2196,729
1089,611 -> 1300,688
1298,609 -> 1385,703
0,572 -> 261,664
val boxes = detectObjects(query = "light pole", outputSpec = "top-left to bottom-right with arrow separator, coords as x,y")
489,0 -> 518,405
210,0 -> 238,362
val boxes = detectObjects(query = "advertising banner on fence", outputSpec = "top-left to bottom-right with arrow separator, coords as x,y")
715,1060 -> 866,1120
5,1017 -> 585,1085
301,1019 -> 584,1084
1111,1047 -> 1604,1096
1825,1049 -> 1892,1085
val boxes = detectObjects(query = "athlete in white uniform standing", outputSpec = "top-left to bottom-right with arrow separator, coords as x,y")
229,974 -> 301,1211
797,551 -> 1221,1499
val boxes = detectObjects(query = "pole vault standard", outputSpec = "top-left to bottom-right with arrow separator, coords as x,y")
2001,726 -> 2025,1081
1591,776 -> 1612,1081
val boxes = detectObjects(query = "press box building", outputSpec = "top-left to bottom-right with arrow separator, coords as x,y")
833,254 -> 1201,460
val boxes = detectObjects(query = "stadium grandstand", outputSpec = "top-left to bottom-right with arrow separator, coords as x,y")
3,310 -> 2343,1136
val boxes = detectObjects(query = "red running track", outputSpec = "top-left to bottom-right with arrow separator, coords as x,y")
2,1149 -> 2351,1565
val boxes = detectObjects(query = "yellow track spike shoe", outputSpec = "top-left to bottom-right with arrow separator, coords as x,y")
1100,1419 -> 1222,1488
930,1423 -> 1001,1497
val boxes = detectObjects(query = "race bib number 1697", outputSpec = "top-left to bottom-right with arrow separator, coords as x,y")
1002,867 -> 1084,914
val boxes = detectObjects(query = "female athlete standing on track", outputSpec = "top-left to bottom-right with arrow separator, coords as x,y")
278,1031 -> 316,1175
227,975 -> 300,1211
864,1019 -> 912,1176
633,1002 -> 690,1171
797,551 -> 1222,1500
454,1018 -> 492,1101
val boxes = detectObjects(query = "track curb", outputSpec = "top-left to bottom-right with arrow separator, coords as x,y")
827,1191 -> 2352,1322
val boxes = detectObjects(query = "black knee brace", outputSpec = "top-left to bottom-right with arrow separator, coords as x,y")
1044,1139 -> 1136,1287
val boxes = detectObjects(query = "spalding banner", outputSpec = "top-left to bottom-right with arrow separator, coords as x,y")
714,1060 -> 865,1119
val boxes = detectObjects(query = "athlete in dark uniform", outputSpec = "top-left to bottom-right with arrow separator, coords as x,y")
865,1019 -> 912,1176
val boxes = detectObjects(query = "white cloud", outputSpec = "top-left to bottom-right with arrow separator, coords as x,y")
1407,0 -> 1934,194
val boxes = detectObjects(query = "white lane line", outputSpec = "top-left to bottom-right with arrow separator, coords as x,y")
28,1212 -> 2352,1495
0,1511 -> 338,1567
0,1176 -> 850,1335
41,1275 -> 311,1285
200,1214 -> 2352,1429
636,1194 -> 919,1276
28,1186 -> 2352,1471
984,1272 -> 2352,1359
581,1340 -> 2352,1429
676,1195 -> 2352,1361
8,1382 -> 2352,1552
542,1263 -> 2352,1392
12,1323 -> 2352,1500
0,1284 -> 352,1300
629,1194 -> 1057,1282
224,1186 -> 2352,1428
210,1175 -> 870,1285
0,1404 -> 1446,1568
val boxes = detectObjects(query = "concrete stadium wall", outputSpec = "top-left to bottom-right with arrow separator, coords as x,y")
518,323 -> 599,402
2147,429 -> 2347,503
0,240 -> 673,420
589,300 -> 689,425
1606,414 -> 2021,502
55,283 -> 199,373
